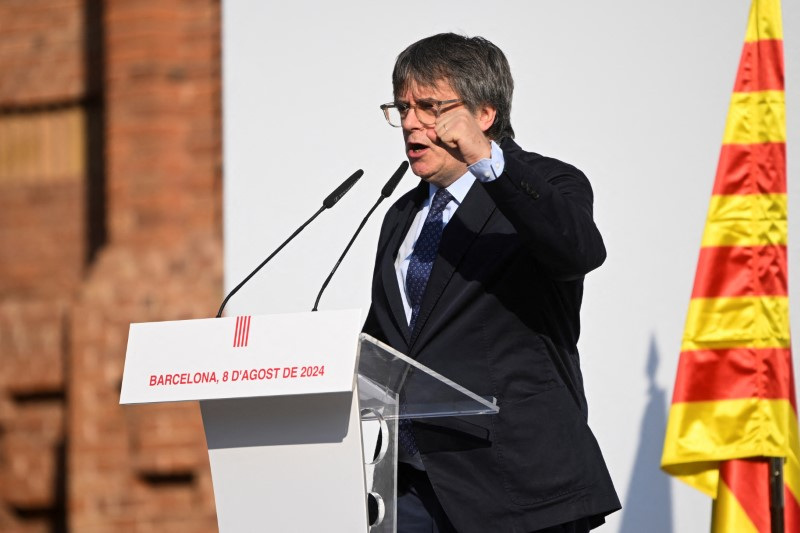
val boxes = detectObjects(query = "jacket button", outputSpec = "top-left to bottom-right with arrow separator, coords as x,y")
520,181 -> 539,199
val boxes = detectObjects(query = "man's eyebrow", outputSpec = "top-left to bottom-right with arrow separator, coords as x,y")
394,98 -> 436,106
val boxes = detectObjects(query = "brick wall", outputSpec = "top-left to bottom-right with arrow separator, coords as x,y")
0,1 -> 88,531
0,108 -> 87,298
69,240 -> 220,532
0,0 -> 85,106
0,299 -> 68,533
0,0 -> 222,531
105,0 -> 221,246
68,0 -> 222,529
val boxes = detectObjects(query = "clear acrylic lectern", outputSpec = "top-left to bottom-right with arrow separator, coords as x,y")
357,333 -> 498,531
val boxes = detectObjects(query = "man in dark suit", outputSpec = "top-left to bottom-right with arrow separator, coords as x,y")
363,33 -> 620,532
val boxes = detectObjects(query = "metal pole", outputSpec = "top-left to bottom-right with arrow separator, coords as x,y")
769,457 -> 784,533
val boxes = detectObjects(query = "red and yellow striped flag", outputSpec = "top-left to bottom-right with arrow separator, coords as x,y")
661,0 -> 799,531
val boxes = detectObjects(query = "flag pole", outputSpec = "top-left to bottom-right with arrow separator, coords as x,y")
769,457 -> 784,533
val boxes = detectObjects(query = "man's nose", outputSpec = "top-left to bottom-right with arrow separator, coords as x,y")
401,107 -> 424,130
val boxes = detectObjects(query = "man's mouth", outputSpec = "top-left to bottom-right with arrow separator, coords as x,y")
407,142 -> 428,156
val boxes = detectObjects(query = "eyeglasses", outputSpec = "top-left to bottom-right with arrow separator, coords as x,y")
380,99 -> 462,127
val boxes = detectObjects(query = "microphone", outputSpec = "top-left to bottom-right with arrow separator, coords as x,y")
324,170 -> 362,208
216,169 -> 364,318
312,161 -> 409,311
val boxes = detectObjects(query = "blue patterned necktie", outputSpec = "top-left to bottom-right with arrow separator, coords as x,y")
398,187 -> 453,457
406,188 -> 454,331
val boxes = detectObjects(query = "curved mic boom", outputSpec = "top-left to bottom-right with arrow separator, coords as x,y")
312,162 -> 409,311
216,169 -> 364,318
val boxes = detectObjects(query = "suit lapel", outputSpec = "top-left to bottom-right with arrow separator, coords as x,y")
380,181 -> 427,346
409,180 -> 496,350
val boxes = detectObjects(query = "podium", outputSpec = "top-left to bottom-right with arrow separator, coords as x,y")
120,309 -> 498,532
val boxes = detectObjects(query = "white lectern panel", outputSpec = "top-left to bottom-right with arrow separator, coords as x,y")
121,309 -> 361,404
120,309 -> 369,532
201,393 -> 367,532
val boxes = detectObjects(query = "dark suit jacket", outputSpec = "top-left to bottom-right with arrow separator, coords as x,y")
363,138 -> 620,532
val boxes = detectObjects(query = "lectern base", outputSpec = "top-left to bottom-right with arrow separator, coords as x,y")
201,392 -> 369,533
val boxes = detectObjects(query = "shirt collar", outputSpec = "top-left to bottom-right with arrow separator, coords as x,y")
427,170 -> 475,205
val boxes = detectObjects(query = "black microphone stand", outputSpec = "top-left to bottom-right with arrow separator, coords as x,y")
216,169 -> 363,317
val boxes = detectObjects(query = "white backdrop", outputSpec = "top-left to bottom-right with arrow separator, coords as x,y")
222,2 -> 800,531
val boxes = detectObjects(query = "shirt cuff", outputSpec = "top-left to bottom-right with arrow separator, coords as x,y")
468,140 -> 505,183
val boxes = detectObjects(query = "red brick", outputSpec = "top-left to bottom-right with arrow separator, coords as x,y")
0,0 -> 222,530
0,0 -> 85,106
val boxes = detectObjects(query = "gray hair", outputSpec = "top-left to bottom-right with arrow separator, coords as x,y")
392,33 -> 515,140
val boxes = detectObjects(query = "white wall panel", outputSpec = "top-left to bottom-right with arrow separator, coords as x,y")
223,2 -> 800,531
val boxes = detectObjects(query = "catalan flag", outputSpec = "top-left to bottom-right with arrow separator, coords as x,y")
661,0 -> 800,531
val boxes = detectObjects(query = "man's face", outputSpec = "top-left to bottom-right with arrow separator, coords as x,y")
397,80 -> 469,188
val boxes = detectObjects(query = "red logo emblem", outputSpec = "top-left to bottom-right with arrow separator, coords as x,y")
233,316 -> 251,348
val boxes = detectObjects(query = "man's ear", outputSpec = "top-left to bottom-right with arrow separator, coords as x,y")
475,104 -> 497,133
